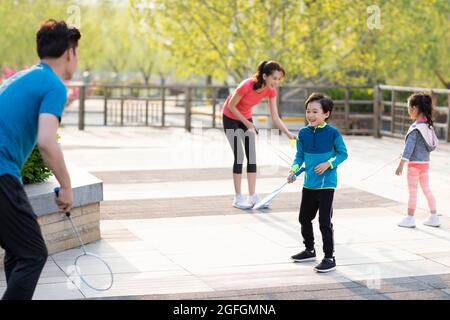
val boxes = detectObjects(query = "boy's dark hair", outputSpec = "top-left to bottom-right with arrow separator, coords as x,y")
36,19 -> 81,59
305,92 -> 334,120
252,60 -> 285,90
407,92 -> 434,128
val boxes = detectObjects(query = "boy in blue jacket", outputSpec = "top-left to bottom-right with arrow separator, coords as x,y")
287,93 -> 348,272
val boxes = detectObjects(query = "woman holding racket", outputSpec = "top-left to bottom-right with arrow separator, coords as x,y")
222,60 -> 296,209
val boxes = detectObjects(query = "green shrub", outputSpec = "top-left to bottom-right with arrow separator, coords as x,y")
130,87 -> 141,98
21,146 -> 53,184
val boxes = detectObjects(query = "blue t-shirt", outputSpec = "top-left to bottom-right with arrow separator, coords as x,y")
0,63 -> 67,182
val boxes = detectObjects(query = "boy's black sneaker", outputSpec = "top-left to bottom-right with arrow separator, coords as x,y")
291,249 -> 316,262
314,257 -> 336,273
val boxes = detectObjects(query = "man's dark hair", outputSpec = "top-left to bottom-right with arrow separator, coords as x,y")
305,92 -> 334,120
36,19 -> 81,59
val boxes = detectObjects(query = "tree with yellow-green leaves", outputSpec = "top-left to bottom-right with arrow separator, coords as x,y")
0,0 -> 169,84
0,1 -> 105,73
129,0 -> 449,87
1,1 -> 448,87
0,0 -> 67,69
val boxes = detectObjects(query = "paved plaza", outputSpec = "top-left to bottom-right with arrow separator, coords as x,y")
2,126 -> 450,300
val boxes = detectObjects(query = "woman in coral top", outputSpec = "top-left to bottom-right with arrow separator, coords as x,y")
222,60 -> 296,209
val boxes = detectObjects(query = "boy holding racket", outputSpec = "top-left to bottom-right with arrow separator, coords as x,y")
287,93 -> 348,272
0,20 -> 80,299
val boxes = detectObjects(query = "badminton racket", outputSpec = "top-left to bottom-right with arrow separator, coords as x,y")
253,166 -> 305,210
54,187 -> 114,291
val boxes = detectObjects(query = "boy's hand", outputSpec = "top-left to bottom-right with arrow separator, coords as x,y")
314,162 -> 331,175
287,171 -> 297,183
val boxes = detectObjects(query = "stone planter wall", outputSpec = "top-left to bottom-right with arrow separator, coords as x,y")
0,166 -> 103,262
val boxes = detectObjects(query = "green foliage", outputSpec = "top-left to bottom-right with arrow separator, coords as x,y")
21,146 -> 52,185
130,0 -> 450,87
130,87 -> 141,98
318,87 -> 374,113
21,134 -> 61,185
0,0 -> 168,83
1,0 -> 448,87
94,87 -> 113,97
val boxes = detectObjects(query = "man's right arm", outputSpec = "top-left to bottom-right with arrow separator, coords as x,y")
37,113 -> 72,212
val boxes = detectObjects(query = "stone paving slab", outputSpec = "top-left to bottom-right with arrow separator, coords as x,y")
91,166 -> 289,184
89,274 -> 450,300
99,187 -> 400,219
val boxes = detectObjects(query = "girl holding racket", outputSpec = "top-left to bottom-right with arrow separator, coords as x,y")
222,61 -> 296,209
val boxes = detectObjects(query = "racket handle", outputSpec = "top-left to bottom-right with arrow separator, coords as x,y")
54,187 -> 71,217
294,166 -> 305,177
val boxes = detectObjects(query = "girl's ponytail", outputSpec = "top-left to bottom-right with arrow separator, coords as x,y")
408,92 -> 434,128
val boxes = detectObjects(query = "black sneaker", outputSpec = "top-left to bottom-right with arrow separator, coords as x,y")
291,249 -> 316,262
314,257 -> 336,273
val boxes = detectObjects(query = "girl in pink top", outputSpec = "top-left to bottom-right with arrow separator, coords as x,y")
222,60 -> 296,209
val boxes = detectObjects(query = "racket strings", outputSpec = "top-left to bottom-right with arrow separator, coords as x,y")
57,204 -> 114,292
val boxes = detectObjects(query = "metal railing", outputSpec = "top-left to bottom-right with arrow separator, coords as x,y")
67,83 -> 374,134
67,83 -> 450,142
373,85 -> 450,142
278,85 -> 373,135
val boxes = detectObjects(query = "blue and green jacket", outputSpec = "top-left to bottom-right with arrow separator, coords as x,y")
291,123 -> 348,189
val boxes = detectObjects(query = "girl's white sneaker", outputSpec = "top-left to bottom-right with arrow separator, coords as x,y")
423,215 -> 440,227
398,216 -> 416,228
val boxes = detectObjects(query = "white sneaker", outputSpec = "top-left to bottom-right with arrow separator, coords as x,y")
232,194 -> 253,210
423,214 -> 440,227
248,194 -> 269,209
398,216 -> 416,228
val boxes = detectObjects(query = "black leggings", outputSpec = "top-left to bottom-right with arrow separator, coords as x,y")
223,114 -> 257,174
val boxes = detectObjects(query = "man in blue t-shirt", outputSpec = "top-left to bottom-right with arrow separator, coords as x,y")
0,20 -> 81,300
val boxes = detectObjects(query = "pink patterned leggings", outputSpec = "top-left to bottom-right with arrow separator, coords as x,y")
407,163 -> 436,212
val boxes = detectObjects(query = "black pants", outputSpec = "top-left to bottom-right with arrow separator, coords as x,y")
0,174 -> 48,300
298,188 -> 335,258
222,114 -> 257,174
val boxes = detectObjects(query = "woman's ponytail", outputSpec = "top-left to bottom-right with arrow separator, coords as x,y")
252,60 -> 285,91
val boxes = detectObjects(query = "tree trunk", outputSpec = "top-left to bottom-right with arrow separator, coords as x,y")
435,70 -> 450,89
